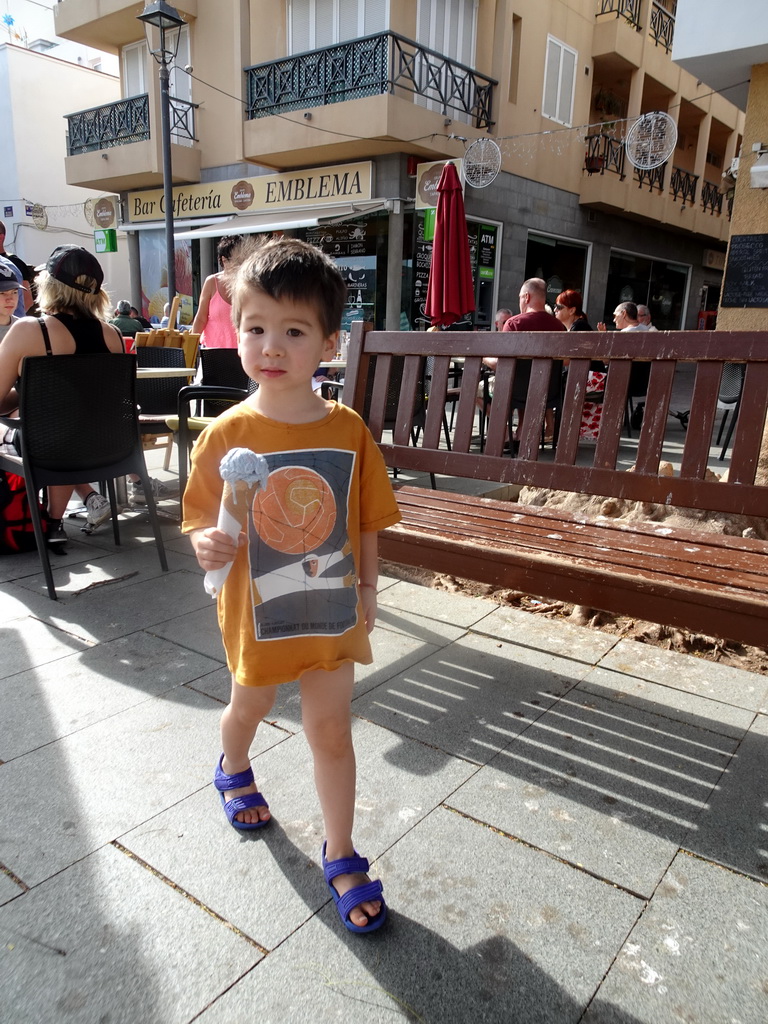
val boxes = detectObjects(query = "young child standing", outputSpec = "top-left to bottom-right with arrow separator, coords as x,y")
183,238 -> 400,934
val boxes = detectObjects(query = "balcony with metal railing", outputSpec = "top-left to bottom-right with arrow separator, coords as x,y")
700,179 -> 724,216
66,94 -> 197,154
669,165 -> 698,207
649,0 -> 676,53
63,92 -> 200,192
581,131 -> 730,241
244,31 -> 495,130
595,0 -> 642,31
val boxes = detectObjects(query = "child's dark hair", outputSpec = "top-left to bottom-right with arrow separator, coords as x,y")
227,237 -> 347,338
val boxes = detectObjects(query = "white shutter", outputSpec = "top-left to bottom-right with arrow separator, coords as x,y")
558,46 -> 575,124
543,35 -> 576,126
289,0 -> 312,53
364,0 -> 388,34
315,0 -> 334,48
543,38 -> 560,120
416,0 -> 475,62
169,27 -> 190,102
122,42 -> 146,97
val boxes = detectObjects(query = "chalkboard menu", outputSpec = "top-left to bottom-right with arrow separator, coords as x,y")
306,219 -> 377,329
722,234 -> 768,307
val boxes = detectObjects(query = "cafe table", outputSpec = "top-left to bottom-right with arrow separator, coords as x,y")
136,366 -> 196,379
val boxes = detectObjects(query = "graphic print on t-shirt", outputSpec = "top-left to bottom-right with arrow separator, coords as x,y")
247,448 -> 357,640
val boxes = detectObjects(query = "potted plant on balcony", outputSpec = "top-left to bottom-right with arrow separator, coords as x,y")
585,154 -> 605,174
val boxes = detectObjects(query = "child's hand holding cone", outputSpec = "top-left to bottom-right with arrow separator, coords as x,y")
204,448 -> 270,598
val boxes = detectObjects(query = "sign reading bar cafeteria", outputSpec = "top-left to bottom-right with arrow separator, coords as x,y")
127,161 -> 373,223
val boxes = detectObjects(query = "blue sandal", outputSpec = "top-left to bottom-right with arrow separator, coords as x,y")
213,754 -> 270,831
322,841 -> 387,933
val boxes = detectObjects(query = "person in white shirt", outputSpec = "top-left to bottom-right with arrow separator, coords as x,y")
597,301 -> 650,332
637,304 -> 658,330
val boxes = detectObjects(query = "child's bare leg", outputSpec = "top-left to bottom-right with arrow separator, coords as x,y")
301,663 -> 381,929
220,675 -> 276,825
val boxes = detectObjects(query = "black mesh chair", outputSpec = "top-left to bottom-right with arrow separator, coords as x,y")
716,362 -> 745,461
135,346 -> 189,470
176,384 -> 249,497
0,353 -> 168,600
199,349 -> 256,415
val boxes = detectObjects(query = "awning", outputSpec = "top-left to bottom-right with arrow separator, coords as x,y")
172,199 -> 400,240
123,216 -> 234,233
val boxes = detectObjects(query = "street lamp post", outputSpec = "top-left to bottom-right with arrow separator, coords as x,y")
137,2 -> 184,310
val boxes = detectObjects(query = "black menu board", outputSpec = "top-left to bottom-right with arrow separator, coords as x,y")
722,234 -> 768,307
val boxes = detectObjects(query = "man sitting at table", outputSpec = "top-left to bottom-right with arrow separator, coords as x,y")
110,300 -> 144,339
484,278 -> 565,447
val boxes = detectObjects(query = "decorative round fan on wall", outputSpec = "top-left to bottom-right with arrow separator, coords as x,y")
83,199 -> 95,226
463,137 -> 502,188
31,204 -> 48,230
624,111 -> 677,170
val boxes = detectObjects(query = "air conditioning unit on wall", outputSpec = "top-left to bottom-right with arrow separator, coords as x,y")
720,156 -> 739,193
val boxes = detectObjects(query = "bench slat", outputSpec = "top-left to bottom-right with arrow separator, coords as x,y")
381,444 -> 768,517
729,362 -> 768,484
379,526 -> 768,649
394,485 -> 768,556
392,487 -> 768,584
681,362 -> 723,479
556,359 -> 591,465
636,361 -> 676,474
392,504 -> 768,595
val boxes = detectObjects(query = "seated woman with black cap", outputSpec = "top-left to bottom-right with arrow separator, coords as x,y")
0,245 -> 175,547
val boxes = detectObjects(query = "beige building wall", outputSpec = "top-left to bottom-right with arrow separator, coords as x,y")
2,44 -> 130,298
718,61 -> 768,331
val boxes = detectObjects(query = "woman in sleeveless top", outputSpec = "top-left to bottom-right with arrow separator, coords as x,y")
191,235 -> 243,349
0,245 -> 125,545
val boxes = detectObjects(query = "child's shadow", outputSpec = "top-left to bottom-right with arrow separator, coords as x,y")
259,824 -> 643,1024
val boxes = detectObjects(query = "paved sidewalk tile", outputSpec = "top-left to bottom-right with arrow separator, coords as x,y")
582,852 -> 768,1024
121,719 -> 475,950
24,570 -> 214,646
683,712 -> 768,882
578,668 -> 756,740
0,614 -> 91,680
0,845 -> 260,1024
196,807 -> 642,1024
376,579 -> 499,629
149,603 -> 227,663
0,873 -> 23,907
353,631 -> 588,764
11,543 -> 194,599
2,631 -> 221,760
448,686 -> 737,897
475,605 -> 618,662
1,686 -> 283,888
374,602 -> 469,645
599,639 -> 768,713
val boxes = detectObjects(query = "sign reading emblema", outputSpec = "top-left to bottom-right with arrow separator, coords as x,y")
126,162 -> 373,223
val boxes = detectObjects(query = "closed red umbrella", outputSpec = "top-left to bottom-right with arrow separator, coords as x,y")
424,162 -> 476,327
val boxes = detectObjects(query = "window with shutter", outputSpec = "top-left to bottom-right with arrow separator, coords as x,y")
288,0 -> 388,52
122,41 -> 147,97
542,35 -> 576,127
415,0 -> 478,121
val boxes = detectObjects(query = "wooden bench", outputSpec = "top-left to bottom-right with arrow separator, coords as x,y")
345,323 -> 768,648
